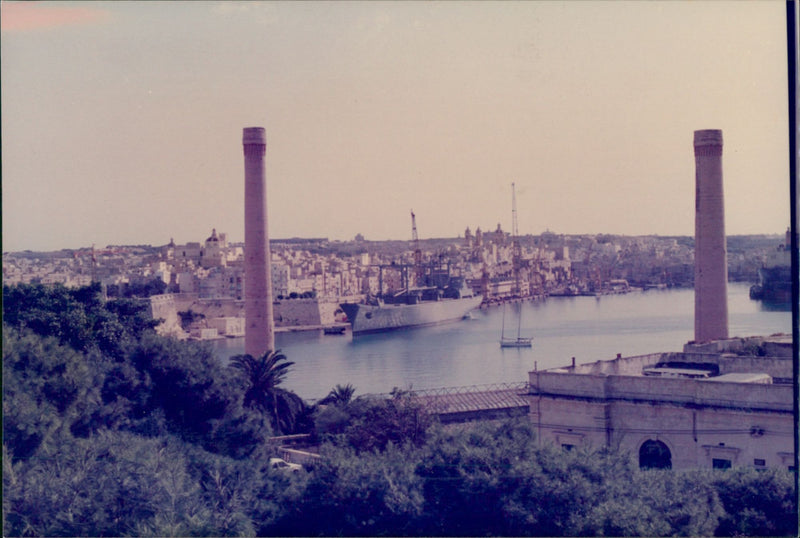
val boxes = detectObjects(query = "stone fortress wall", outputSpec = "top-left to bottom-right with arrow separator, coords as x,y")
150,293 -> 338,339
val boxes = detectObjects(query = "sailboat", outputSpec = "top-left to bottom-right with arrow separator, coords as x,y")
500,182 -> 533,348
500,302 -> 533,348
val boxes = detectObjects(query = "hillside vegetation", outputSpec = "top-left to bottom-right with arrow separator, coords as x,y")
2,283 -> 796,536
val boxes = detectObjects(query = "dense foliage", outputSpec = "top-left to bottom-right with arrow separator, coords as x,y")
314,387 -> 433,453
105,276 -> 169,299
3,282 -> 158,359
3,283 -> 797,536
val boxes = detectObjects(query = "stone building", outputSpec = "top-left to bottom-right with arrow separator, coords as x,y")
526,335 -> 793,471
200,228 -> 228,269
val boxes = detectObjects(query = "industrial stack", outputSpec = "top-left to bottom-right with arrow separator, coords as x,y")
693,129 -> 729,343
243,127 -> 275,357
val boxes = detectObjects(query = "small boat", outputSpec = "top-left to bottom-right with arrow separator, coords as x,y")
323,326 -> 347,335
500,303 -> 533,348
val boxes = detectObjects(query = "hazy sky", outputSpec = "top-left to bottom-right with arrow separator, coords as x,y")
1,1 -> 791,252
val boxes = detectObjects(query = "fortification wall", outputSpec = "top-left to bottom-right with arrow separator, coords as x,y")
149,294 -> 183,337
273,298 -> 322,326
155,294 -> 336,330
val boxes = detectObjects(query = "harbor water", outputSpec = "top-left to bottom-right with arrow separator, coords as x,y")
211,283 -> 792,400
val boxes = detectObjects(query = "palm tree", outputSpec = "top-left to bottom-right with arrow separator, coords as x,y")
229,350 -> 305,434
319,383 -> 356,407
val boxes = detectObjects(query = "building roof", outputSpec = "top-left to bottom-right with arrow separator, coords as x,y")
409,384 -> 529,416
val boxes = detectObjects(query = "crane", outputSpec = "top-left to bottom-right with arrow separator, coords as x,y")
411,210 -> 423,287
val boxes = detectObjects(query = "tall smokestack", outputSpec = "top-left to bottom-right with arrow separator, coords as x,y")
243,127 -> 275,357
693,129 -> 728,342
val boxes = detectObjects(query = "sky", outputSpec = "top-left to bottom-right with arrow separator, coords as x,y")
1,1 -> 792,252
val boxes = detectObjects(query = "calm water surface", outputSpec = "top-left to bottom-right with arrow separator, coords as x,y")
212,283 -> 791,400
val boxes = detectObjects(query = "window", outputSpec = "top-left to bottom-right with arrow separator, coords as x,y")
754,459 -> 766,467
561,444 -> 574,452
712,458 -> 732,470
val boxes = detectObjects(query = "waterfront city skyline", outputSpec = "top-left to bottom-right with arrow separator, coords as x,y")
1,1 -> 791,253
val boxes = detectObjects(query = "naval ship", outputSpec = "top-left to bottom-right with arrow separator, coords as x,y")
340,277 -> 482,335
750,229 -> 792,305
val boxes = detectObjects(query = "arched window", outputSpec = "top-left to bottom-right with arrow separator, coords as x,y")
639,439 -> 672,469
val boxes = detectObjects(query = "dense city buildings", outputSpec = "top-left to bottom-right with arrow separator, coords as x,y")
2,230 -> 785,341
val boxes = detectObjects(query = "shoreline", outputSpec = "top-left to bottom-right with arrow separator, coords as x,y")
189,323 -> 350,341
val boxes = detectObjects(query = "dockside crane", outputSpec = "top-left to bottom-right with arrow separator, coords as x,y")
411,210 -> 423,287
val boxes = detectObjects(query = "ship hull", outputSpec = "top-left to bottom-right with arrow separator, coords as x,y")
750,265 -> 792,304
500,337 -> 533,348
340,296 -> 483,335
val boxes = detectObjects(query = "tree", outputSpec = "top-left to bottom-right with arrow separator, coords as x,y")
567,466 -> 725,537
273,443 -> 424,536
4,431 -> 214,537
126,335 -> 266,454
2,328 -> 94,461
712,467 -> 797,537
229,350 -> 306,434
313,384 -> 359,440
319,383 -> 356,407
326,390 -> 434,453
106,277 -> 168,298
415,420 -> 539,535
177,309 -> 205,331
2,282 -> 158,360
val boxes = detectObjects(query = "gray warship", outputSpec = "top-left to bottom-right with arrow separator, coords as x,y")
340,271 -> 482,335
